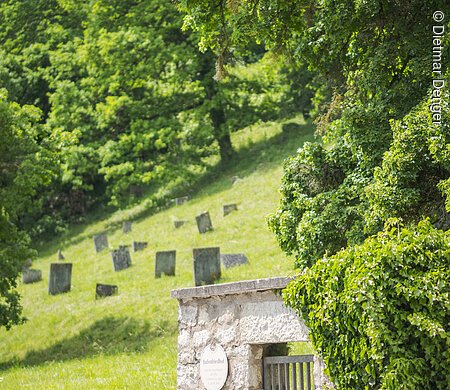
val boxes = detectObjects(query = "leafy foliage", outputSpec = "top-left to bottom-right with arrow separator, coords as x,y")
284,219 -> 450,389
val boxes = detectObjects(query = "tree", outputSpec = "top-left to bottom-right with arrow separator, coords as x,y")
179,1 -> 450,387
0,89 -> 56,329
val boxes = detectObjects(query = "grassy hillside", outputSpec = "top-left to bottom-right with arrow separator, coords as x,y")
0,119 -> 315,389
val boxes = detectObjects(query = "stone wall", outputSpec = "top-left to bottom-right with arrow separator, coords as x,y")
171,277 -> 333,389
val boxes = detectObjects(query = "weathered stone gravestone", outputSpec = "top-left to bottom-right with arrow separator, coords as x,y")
93,233 -> 109,253
111,247 -> 132,272
193,247 -> 221,286
57,249 -> 65,260
95,283 -> 118,299
220,253 -> 249,269
231,175 -> 240,185
174,220 -> 186,229
22,258 -> 33,270
22,269 -> 42,284
155,250 -> 176,278
223,203 -> 238,216
196,211 -> 213,234
48,263 -> 72,295
123,221 -> 132,233
132,241 -> 148,252
174,196 -> 189,205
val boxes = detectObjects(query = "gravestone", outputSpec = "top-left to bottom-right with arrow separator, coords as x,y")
196,211 -> 213,234
193,247 -> 221,286
93,233 -> 109,253
22,258 -> 33,271
22,269 -> 42,284
57,249 -> 65,260
48,263 -> 72,295
174,196 -> 189,205
223,203 -> 238,216
132,241 -> 148,252
220,253 -> 249,268
118,244 -> 130,251
111,247 -> 132,272
174,220 -> 186,229
123,221 -> 132,233
95,283 -> 118,299
155,250 -> 176,278
231,176 -> 240,185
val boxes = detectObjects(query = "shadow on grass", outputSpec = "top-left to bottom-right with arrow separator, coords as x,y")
0,316 -> 167,370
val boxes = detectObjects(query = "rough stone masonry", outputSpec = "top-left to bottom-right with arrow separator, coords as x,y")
171,277 -> 333,390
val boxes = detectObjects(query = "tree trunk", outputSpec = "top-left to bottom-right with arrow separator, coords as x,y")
210,105 -> 234,162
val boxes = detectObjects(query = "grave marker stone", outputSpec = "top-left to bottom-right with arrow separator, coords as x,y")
231,176 -> 240,185
132,241 -> 148,252
22,269 -> 42,284
57,249 -> 65,260
155,250 -> 176,278
95,283 -> 118,299
220,253 -> 249,268
174,220 -> 186,229
93,233 -> 109,253
223,203 -> 238,216
196,211 -> 213,234
48,263 -> 72,295
193,247 -> 221,286
118,244 -> 130,251
22,258 -> 33,271
111,247 -> 132,272
174,196 -> 189,205
123,221 -> 132,233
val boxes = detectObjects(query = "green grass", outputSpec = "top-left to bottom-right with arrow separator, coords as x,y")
0,118 -> 315,389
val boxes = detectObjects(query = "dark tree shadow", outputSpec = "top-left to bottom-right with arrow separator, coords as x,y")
0,316 -> 167,370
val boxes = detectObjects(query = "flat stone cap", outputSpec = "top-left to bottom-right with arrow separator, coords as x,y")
171,276 -> 293,300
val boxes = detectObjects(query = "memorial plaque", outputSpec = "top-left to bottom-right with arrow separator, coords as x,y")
22,269 -> 42,284
223,203 -> 238,216
193,247 -> 221,286
48,263 -> 72,295
95,283 -> 118,299
155,250 -> 176,278
220,253 -> 249,269
200,344 -> 228,390
57,249 -> 65,260
111,247 -> 132,272
174,220 -> 186,229
196,211 -> 213,234
123,221 -> 132,233
93,233 -> 109,253
132,241 -> 148,252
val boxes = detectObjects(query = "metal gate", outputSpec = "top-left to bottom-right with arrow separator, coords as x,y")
263,354 -> 314,390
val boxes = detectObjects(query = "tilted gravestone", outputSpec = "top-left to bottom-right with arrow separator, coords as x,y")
57,249 -> 65,260
95,283 -> 118,299
196,211 -> 213,234
22,269 -> 42,284
93,233 -> 109,253
132,241 -> 148,252
155,250 -> 176,278
220,253 -> 249,269
223,203 -> 238,216
193,247 -> 221,286
123,221 -> 132,233
174,220 -> 186,229
48,263 -> 72,295
111,247 -> 132,272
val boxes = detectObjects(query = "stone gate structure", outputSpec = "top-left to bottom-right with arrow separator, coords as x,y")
171,277 -> 333,389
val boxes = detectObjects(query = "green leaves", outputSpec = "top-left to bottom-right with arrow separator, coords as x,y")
285,220 -> 450,389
